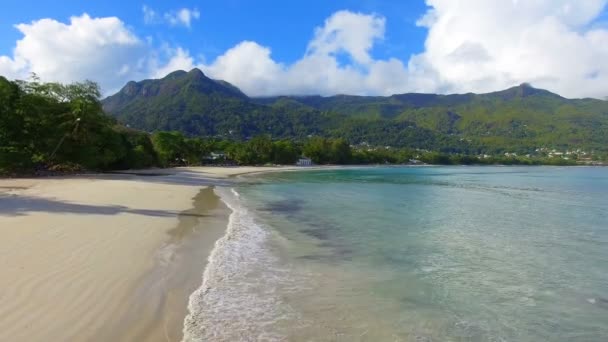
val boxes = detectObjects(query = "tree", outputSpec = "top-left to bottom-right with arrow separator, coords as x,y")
419,152 -> 452,165
248,135 -> 274,164
330,138 -> 352,164
151,131 -> 187,166
0,77 -> 32,170
226,142 -> 255,165
303,137 -> 330,164
272,140 -> 299,164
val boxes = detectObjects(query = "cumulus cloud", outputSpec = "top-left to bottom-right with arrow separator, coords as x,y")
0,13 -> 194,94
151,46 -> 198,78
2,4 -> 608,99
0,14 -> 150,94
306,10 -> 385,65
412,0 -> 608,98
142,5 -> 200,28
199,3 -> 608,98
200,11 -> 413,96
0,11 -> 403,97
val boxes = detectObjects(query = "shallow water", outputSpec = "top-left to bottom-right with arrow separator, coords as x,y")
185,166 -> 608,341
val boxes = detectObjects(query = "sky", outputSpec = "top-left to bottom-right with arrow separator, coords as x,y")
1,0 -> 608,99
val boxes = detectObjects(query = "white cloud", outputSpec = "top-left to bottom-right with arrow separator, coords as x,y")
201,11 -> 413,97
142,5 -> 200,28
203,41 -> 284,95
142,5 -> 157,24
0,14 -> 149,94
411,0 -> 608,98
0,55 -> 26,80
165,8 -> 200,28
306,10 -> 385,65
2,5 -> 608,99
0,14 -> 198,95
151,46 -> 198,79
200,4 -> 608,98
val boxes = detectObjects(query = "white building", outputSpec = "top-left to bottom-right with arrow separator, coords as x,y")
296,157 -> 313,166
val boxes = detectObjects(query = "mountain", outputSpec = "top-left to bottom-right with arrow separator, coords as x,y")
102,68 -> 257,135
102,69 -> 456,151
103,71 -> 608,153
103,69 -> 248,112
255,83 -> 608,152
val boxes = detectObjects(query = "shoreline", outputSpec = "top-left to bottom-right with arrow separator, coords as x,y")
0,166 -> 296,342
2,164 -> 601,341
98,186 -> 231,342
2,162 -> 605,181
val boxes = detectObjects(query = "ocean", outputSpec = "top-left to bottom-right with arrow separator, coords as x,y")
184,166 -> 608,341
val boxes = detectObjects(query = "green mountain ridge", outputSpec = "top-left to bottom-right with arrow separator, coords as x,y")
102,69 -> 608,154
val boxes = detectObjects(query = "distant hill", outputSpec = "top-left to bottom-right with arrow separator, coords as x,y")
255,83 -> 608,152
103,70 -> 608,153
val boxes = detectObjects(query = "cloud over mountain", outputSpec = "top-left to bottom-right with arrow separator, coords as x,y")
413,0 -> 608,98
172,2 -> 608,98
200,11 -> 412,96
1,2 -> 607,98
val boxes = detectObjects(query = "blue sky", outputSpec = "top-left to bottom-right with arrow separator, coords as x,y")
1,1 -> 608,98
0,0 -> 429,64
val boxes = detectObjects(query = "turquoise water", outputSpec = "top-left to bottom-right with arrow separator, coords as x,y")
185,166 -> 608,341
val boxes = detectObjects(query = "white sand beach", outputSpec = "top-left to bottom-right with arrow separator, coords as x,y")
0,166 -> 296,342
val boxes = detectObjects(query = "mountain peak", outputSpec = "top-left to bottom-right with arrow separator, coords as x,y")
161,68 -> 207,81
102,67 -> 250,115
490,82 -> 563,100
188,68 -> 205,77
163,70 -> 187,80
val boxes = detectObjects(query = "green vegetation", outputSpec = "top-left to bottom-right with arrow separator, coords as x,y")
0,76 -> 159,174
102,69 -> 608,157
260,85 -> 608,154
0,72 -> 604,175
101,68 -> 470,152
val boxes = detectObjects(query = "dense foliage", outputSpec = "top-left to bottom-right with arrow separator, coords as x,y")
0,76 -> 158,173
259,85 -> 608,154
101,69 -> 471,152
103,70 -> 608,155
0,73 -> 601,175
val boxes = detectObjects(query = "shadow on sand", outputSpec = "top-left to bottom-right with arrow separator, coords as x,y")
0,169 -> 234,218
0,194 -> 211,218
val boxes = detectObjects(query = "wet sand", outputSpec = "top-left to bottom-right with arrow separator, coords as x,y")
0,167 -> 292,342
98,187 -> 230,342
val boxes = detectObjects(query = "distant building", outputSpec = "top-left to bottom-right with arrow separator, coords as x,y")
210,152 -> 226,159
296,157 -> 313,166
202,151 -> 236,165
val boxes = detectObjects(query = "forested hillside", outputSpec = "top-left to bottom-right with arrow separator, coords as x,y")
103,69 -> 608,155
2,76 -> 435,173
257,83 -> 608,153
2,69 -> 606,174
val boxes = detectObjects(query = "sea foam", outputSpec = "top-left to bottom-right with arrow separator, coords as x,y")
182,188 -> 295,341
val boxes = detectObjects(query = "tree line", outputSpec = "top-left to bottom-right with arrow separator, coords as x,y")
1,76 -> 161,173
0,77 -> 580,175
0,77 -> 379,173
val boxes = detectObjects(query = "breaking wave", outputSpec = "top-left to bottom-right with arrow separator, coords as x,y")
182,188 -> 295,341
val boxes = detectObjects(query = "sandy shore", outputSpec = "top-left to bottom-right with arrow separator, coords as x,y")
0,166 -> 295,342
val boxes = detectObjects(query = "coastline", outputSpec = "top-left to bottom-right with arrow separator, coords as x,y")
0,166 -> 297,342
0,163 -> 508,342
